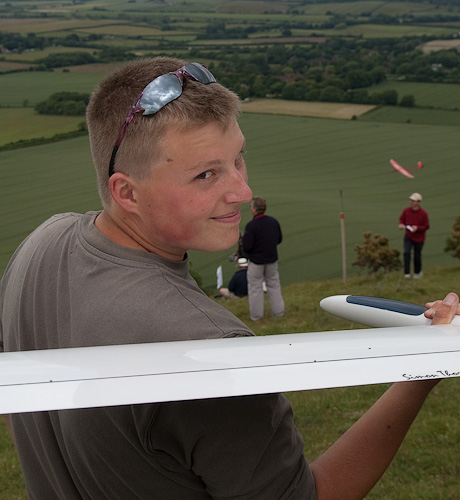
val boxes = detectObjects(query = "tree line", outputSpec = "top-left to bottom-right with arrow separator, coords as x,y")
202,38 -> 459,105
2,30 -> 460,108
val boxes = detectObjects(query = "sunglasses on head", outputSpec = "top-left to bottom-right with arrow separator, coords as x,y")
108,62 -> 217,177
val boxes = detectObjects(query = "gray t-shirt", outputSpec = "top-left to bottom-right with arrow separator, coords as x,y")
0,212 -> 317,500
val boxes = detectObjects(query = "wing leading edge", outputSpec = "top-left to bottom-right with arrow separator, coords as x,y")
1,325 -> 460,414
390,159 -> 414,179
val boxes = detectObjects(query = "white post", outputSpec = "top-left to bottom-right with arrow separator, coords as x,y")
340,190 -> 347,285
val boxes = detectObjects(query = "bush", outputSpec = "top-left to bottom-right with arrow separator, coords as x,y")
444,216 -> 460,259
35,92 -> 90,116
400,94 -> 415,107
352,231 -> 402,274
37,52 -> 97,69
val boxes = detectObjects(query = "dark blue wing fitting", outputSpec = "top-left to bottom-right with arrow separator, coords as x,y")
346,296 -> 426,316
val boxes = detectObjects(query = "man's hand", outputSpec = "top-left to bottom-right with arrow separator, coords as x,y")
424,292 -> 460,324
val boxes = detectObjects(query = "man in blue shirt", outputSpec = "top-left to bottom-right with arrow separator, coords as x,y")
219,257 -> 248,298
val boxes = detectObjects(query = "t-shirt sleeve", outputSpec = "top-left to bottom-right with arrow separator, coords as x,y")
142,394 -> 317,499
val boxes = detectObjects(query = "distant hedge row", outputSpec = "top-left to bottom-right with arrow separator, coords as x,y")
0,125 -> 87,152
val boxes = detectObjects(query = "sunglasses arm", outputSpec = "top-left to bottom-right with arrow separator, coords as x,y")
108,95 -> 145,177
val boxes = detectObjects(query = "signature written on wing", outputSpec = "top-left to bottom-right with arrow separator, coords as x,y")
402,369 -> 460,381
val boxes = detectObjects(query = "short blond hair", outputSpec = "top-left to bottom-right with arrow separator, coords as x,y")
86,57 -> 241,206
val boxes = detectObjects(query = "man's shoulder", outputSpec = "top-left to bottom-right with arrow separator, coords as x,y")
263,215 -> 281,228
252,214 -> 279,223
9,212 -> 84,259
32,212 -> 92,237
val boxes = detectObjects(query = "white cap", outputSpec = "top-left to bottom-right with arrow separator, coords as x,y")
409,192 -> 422,202
237,258 -> 248,267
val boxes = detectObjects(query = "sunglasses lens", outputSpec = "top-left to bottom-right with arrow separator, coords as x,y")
184,63 -> 216,84
140,73 -> 183,115
109,63 -> 217,176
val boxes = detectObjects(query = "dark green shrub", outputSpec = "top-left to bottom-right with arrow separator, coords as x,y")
353,231 -> 402,274
445,216 -> 460,259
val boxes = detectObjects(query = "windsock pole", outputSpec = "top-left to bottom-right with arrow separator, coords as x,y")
340,190 -> 347,284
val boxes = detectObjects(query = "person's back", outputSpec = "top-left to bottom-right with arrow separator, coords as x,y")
242,197 -> 284,320
243,214 -> 282,264
228,268 -> 248,297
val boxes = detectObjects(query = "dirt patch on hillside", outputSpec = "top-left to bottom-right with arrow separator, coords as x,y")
216,1 -> 290,14
0,61 -> 35,71
422,39 -> 460,53
241,99 -> 375,119
254,36 -> 326,44
0,17 -> 121,33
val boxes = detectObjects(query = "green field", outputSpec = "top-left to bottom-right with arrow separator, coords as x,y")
1,112 -> 459,290
0,108 -> 85,146
367,81 -> 460,110
360,105 -> 460,126
0,45 -> 99,63
308,23 -> 458,38
300,0 -> 460,16
1,1 -> 459,44
0,70 -> 112,106
0,137 -> 99,273
0,17 -> 124,34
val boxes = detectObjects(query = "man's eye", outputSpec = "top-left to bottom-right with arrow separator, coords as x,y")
196,170 -> 212,180
235,151 -> 246,168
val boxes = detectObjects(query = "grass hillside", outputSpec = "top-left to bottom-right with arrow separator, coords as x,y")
2,269 -> 460,499
0,108 -> 85,146
366,81 -> 460,111
1,112 -> 459,290
0,71 -> 109,107
359,105 -> 460,127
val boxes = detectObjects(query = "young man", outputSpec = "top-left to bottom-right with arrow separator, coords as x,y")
1,57 -> 458,500
398,192 -> 430,279
243,197 -> 285,321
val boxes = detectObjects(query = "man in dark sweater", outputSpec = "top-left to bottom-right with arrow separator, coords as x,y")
242,197 -> 285,321
398,192 -> 430,279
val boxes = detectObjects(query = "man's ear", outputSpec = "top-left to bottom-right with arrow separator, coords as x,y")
108,173 -> 139,214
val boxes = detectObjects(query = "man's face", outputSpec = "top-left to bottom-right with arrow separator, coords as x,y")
132,118 -> 252,260
410,199 -> 420,210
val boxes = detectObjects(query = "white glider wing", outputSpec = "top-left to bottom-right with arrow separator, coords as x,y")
1,324 -> 460,414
